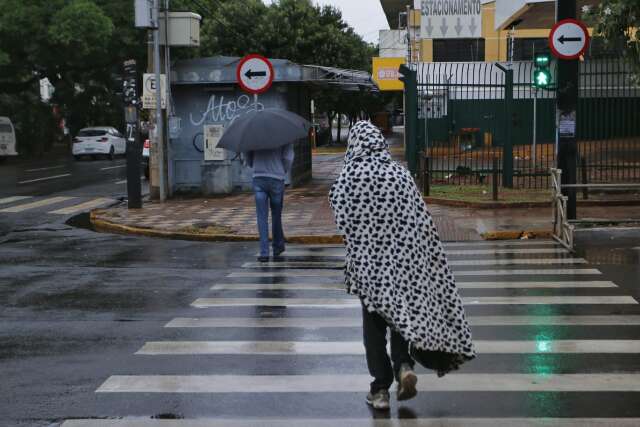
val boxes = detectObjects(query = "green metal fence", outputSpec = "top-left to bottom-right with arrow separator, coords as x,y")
405,59 -> 640,189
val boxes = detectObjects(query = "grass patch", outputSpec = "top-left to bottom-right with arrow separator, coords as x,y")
429,185 -> 551,203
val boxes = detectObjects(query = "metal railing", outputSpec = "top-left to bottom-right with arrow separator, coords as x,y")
551,168 -> 640,250
550,168 -> 575,250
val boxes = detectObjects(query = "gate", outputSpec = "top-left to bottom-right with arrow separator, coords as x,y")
404,59 -> 640,189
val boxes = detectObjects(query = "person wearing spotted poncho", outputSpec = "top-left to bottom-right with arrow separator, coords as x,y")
329,120 -> 476,410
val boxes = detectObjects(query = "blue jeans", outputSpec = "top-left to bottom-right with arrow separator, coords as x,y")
252,177 -> 286,257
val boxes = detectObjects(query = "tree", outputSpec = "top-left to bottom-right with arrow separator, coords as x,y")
0,0 -> 137,154
583,2 -> 640,77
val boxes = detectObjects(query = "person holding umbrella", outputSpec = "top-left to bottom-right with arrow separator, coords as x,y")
216,108 -> 310,261
244,144 -> 294,261
329,121 -> 476,410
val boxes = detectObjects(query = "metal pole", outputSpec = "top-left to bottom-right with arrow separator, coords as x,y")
532,87 -> 537,168
556,0 -> 578,219
153,0 -> 166,202
164,0 -> 172,197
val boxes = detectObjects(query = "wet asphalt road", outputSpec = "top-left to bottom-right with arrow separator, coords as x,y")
2,156 -> 640,426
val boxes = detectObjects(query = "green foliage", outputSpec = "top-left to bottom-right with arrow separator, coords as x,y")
583,1 -> 640,77
197,0 -> 381,134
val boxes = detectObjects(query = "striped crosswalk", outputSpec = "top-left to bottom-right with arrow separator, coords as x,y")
0,195 -> 114,215
69,240 -> 640,425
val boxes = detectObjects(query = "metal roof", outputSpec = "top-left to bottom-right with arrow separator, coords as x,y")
171,56 -> 376,90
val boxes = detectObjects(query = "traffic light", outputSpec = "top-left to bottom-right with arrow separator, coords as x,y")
533,53 -> 552,89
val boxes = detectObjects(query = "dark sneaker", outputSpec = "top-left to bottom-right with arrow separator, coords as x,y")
257,256 -> 269,262
397,363 -> 418,401
273,247 -> 285,257
366,389 -> 390,410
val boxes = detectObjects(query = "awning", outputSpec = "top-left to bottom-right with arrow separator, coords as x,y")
498,1 -> 598,30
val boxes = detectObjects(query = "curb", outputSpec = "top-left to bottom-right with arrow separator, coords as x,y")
425,197 -> 640,209
481,230 -> 553,240
425,197 -> 550,209
90,212 -> 344,244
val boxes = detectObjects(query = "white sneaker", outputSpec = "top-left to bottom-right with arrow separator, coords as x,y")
397,363 -> 418,401
366,389 -> 390,410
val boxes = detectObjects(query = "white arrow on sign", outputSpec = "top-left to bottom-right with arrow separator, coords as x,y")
237,54 -> 274,95
549,19 -> 590,60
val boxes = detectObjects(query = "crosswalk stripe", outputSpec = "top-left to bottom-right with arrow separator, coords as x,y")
241,258 -> 588,269
59,418 -> 640,427
0,196 -> 75,213
165,315 -> 640,329
299,241 -> 559,248
210,281 -> 617,291
136,340 -> 640,355
49,198 -> 113,215
191,295 -> 636,308
228,268 -> 602,278
0,196 -> 32,206
96,373 -> 640,392
273,248 -> 570,257
17,173 -> 71,184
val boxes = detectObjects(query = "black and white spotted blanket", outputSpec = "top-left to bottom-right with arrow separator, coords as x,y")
329,121 -> 476,376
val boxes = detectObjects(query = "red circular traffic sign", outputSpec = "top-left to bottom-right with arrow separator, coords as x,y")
236,54 -> 274,94
549,19 -> 590,60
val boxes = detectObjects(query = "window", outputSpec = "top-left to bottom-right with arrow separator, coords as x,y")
78,129 -> 107,137
508,38 -> 550,61
0,124 -> 12,133
433,39 -> 485,62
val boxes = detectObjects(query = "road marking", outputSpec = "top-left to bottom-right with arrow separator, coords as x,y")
227,268 -> 603,278
25,165 -> 66,172
96,373 -> 640,393
0,196 -> 32,206
17,173 -> 71,184
0,196 -> 75,213
59,418 -> 640,427
101,164 -> 127,171
297,241 -> 559,248
210,281 -> 616,291
115,179 -> 127,184
49,198 -> 113,215
241,259 -> 587,269
192,298 -> 359,308
136,339 -> 640,356
273,248 -> 570,257
166,315 -> 640,329
191,295 -> 635,308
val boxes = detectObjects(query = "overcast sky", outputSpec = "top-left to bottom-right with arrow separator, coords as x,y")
263,0 -> 390,44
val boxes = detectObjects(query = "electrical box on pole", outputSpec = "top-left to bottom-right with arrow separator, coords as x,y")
134,0 -> 156,29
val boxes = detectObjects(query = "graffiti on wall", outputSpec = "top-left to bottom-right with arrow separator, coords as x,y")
190,94 -> 264,127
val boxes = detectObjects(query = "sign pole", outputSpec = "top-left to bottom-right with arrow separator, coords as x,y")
153,0 -> 166,202
123,59 -> 142,209
555,0 -> 579,219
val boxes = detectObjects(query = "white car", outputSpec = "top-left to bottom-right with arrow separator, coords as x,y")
72,127 -> 125,160
0,116 -> 18,161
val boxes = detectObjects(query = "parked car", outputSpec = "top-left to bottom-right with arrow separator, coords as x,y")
0,116 -> 18,161
142,138 -> 150,179
72,127 -> 125,160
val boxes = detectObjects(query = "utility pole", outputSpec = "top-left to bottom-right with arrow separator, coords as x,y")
555,0 -> 578,219
153,0 -> 166,202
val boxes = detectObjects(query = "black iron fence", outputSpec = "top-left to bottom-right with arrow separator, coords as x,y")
407,59 -> 640,189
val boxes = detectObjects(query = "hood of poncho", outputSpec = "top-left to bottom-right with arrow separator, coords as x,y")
329,121 -> 475,376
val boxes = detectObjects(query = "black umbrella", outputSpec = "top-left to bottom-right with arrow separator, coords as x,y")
217,108 -> 311,153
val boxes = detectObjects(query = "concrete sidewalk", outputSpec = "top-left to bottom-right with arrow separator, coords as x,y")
90,137 -> 640,242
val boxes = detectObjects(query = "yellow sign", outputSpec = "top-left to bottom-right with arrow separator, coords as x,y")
372,57 -> 405,91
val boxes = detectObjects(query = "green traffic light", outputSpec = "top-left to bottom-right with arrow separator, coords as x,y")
535,54 -> 550,66
533,68 -> 551,88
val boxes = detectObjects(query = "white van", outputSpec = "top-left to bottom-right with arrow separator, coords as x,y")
0,116 -> 18,160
